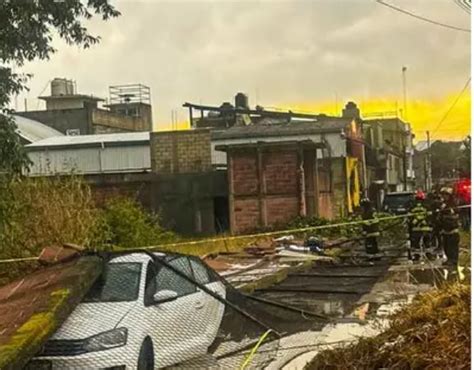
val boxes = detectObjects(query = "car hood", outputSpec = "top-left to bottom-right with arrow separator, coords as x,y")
52,301 -> 137,340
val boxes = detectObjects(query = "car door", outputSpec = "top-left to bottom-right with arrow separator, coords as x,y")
144,256 -> 207,368
189,257 -> 226,345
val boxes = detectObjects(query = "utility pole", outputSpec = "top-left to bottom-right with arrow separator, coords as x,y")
402,144 -> 407,191
402,66 -> 408,121
426,130 -> 432,191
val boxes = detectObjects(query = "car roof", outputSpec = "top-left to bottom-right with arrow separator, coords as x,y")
109,252 -> 166,264
385,192 -> 415,196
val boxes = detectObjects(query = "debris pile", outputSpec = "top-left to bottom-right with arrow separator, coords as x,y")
305,281 -> 471,370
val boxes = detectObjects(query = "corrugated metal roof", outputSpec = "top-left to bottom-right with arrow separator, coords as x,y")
13,115 -> 64,143
211,118 -> 351,140
26,132 -> 150,149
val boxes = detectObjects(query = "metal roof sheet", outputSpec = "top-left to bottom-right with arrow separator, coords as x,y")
26,132 -> 150,149
13,115 -> 64,143
211,118 -> 352,140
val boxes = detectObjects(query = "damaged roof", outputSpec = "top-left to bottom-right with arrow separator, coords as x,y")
0,256 -> 103,369
211,117 -> 353,140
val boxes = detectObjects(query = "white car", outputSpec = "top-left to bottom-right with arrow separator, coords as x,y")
29,252 -> 226,369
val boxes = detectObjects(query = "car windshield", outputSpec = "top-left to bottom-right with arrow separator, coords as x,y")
384,194 -> 412,208
83,262 -> 142,303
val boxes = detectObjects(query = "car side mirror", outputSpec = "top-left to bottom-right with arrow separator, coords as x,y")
153,290 -> 178,304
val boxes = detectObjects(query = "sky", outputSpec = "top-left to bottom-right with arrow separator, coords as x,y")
15,0 -> 471,141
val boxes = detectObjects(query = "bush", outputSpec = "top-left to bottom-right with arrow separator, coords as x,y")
100,197 -> 177,249
0,177 -> 178,275
0,176 -> 106,259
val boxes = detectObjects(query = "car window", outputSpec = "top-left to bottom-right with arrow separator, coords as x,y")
190,258 -> 210,285
83,263 -> 142,303
384,194 -> 412,207
155,257 -> 196,297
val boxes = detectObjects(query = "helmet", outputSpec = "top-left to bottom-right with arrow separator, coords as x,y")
415,190 -> 425,200
440,187 -> 453,195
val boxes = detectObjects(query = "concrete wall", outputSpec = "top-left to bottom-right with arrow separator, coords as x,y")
92,109 -> 150,133
150,130 -> 212,174
17,107 -> 152,136
107,103 -> 153,131
151,171 -> 227,235
45,98 -> 85,111
85,170 -> 228,236
16,109 -> 92,135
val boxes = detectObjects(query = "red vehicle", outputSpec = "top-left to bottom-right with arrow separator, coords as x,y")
454,178 -> 471,204
454,177 -> 471,230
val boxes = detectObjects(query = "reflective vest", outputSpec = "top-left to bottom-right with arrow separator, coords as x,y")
410,203 -> 432,232
362,213 -> 380,237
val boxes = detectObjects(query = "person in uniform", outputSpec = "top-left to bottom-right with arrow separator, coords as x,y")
408,192 -> 431,262
360,198 -> 380,257
440,187 -> 460,267
427,189 -> 444,256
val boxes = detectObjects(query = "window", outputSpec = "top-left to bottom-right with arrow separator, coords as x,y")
83,263 -> 142,303
190,258 -> 210,285
155,257 -> 196,297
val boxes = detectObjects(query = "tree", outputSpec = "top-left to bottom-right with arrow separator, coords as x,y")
0,0 -> 120,177
459,135 -> 471,177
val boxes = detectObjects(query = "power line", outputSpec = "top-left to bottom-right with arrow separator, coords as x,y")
375,0 -> 471,33
453,0 -> 471,14
432,77 -> 471,136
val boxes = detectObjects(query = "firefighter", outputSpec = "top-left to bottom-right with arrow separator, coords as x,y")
408,192 -> 431,262
360,198 -> 380,257
440,187 -> 460,267
427,189 -> 444,255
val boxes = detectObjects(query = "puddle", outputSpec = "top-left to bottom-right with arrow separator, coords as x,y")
265,321 -> 383,370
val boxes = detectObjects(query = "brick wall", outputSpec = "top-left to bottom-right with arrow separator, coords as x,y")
150,129 -> 212,174
232,153 -> 258,195
233,199 -> 260,234
229,147 -> 305,234
264,152 -> 298,194
265,197 -> 299,225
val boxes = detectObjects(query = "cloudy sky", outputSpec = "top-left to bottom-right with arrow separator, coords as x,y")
16,0 -> 471,140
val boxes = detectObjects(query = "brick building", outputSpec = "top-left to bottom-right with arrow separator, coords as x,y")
217,140 -> 330,234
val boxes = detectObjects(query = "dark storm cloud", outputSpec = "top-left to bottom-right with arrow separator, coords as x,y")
17,0 -> 470,128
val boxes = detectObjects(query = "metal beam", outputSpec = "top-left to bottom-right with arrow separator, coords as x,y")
183,102 -> 321,120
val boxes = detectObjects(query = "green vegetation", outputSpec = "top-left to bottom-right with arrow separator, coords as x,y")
0,177 -> 178,284
100,196 -> 177,249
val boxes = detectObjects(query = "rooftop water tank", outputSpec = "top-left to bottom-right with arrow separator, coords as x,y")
51,78 -> 69,96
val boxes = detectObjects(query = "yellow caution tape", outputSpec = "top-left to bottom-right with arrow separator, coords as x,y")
0,205 -> 469,264
240,329 -> 273,370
